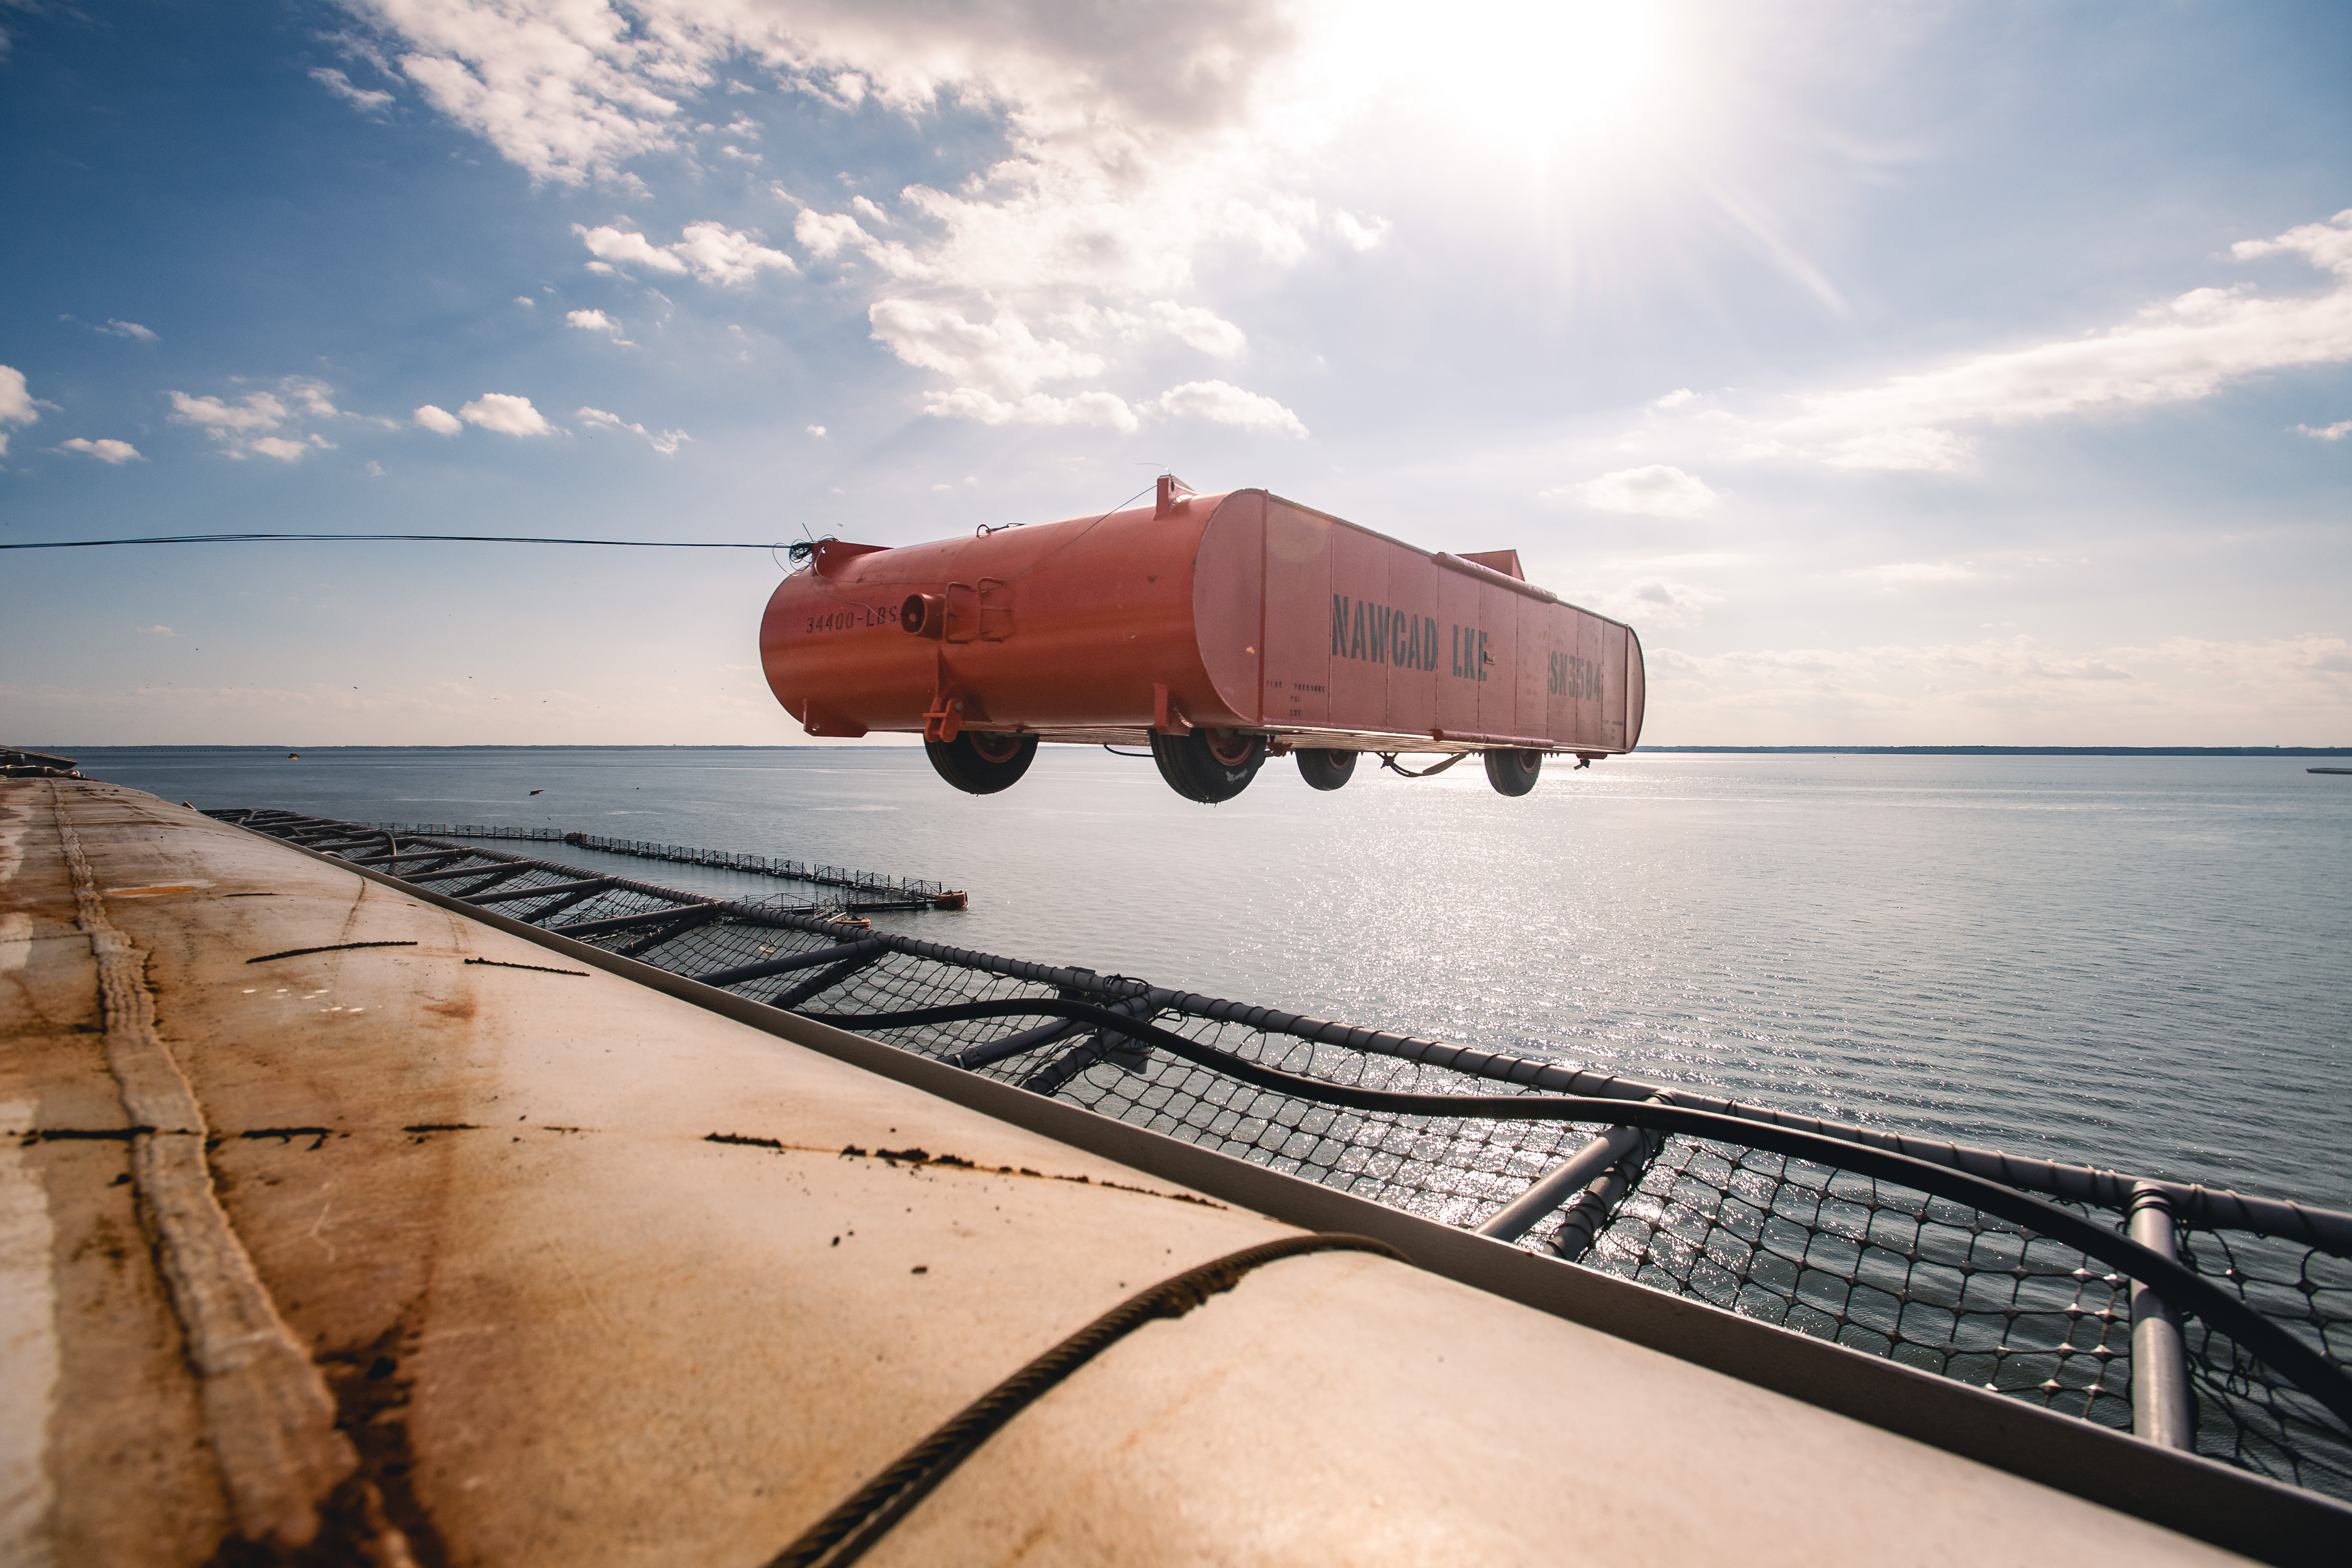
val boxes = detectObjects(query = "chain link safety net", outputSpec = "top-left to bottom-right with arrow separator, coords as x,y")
2177,1226 -> 2352,1497
218,810 -> 2352,1502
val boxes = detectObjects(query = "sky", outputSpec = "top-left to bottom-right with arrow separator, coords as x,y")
2,0 -> 2347,747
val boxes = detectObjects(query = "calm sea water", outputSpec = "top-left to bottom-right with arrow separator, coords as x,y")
62,744 -> 2352,1209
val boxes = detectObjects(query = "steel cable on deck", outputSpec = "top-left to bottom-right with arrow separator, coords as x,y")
765,1234 -> 1404,1568
806,998 -> 2352,1432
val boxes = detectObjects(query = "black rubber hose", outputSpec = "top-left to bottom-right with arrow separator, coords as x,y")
1377,751 -> 1468,779
805,998 -> 2352,1432
764,1233 -> 1405,1568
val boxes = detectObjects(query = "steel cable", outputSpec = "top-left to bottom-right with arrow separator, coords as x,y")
764,1233 -> 1405,1568
0,532 -> 786,550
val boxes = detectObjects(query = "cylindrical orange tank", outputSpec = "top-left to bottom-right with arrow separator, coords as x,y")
759,481 -> 1645,801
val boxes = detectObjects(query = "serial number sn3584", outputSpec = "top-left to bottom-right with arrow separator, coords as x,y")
803,604 -> 899,634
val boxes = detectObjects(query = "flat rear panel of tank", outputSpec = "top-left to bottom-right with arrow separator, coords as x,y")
1221,497 -> 1639,752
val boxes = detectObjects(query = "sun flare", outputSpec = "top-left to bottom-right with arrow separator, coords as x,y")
1315,0 -> 1676,156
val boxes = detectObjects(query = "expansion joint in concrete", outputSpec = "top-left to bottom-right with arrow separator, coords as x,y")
50,789 -> 400,1561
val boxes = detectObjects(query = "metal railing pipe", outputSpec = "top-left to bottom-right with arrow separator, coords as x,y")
459,877 -> 615,906
1549,1158 -> 1647,1263
551,902 -> 720,940
1476,1124 -> 1646,1242
693,936 -> 890,990
2130,1182 -> 2196,1450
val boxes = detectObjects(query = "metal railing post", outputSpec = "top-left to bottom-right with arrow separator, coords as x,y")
1548,1155 -> 1651,1264
2129,1181 -> 2196,1450
1476,1124 -> 1647,1243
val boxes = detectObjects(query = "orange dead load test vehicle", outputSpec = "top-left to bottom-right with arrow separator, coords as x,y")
759,477 -> 1646,803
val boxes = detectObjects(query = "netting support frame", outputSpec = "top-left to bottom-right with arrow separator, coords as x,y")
2132,1181 -> 2197,1451
1476,1123 -> 1646,1243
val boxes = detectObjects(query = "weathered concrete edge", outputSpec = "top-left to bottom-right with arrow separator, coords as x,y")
244,821 -> 2349,1566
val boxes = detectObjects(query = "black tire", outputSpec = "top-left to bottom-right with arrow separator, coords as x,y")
1295,748 -> 1356,791
924,730 -> 1038,795
1483,748 -> 1544,797
1150,729 -> 1266,803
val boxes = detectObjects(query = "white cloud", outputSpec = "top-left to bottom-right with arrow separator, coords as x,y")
1849,561 -> 1979,586
164,378 -> 350,458
414,403 -> 463,434
791,207 -> 925,277
283,378 -> 340,419
806,424 -> 827,437
357,5 -> 704,185
311,66 -> 395,112
1332,210 -> 1391,251
514,294 -> 535,306
921,387 -> 1139,433
2293,420 -> 2352,441
0,364 -> 37,457
669,220 -> 796,284
1650,388 -> 1696,410
98,318 -> 158,341
577,405 -> 688,453
460,393 -> 557,436
343,0 -> 1303,192
566,307 -> 631,342
1757,209 -> 2352,469
1821,427 -> 1976,473
794,209 -> 865,258
573,221 -> 793,285
365,460 -> 387,477
57,437 -> 143,464
136,625 -> 176,636
574,223 -> 689,274
1564,465 -> 1718,518
868,300 -> 1102,395
1149,301 -> 1247,357
338,0 -> 1396,416
1149,379 -> 1307,437
2233,210 -> 2352,275
168,389 -> 288,436
0,365 -> 36,427
1566,577 -> 1724,630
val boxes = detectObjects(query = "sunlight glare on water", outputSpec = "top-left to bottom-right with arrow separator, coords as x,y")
71,745 -> 2352,1209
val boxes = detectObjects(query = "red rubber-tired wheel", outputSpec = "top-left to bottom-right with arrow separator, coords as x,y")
1483,748 -> 1544,797
1150,729 -> 1267,803
925,730 -> 1038,795
1296,749 -> 1356,791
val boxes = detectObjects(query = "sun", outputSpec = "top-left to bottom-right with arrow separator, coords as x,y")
1312,0 -> 1678,159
